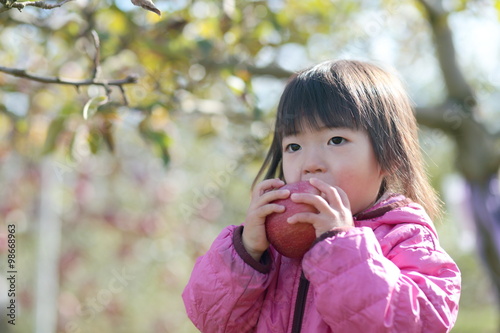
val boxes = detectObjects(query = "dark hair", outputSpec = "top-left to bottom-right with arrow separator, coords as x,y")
254,59 -> 440,219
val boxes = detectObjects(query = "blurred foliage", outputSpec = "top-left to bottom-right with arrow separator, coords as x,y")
1,0 -> 500,332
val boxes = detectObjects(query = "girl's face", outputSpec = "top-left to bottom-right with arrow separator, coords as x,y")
281,125 -> 385,215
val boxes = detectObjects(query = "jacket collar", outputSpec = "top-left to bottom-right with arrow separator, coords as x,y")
353,193 -> 438,237
354,193 -> 412,221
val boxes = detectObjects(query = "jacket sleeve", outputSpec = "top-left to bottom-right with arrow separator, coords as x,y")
182,225 -> 274,333
302,225 -> 461,333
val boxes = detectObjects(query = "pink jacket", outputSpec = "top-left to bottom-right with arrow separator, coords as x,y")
182,194 -> 461,332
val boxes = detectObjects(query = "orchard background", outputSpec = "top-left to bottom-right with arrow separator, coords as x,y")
0,0 -> 499,332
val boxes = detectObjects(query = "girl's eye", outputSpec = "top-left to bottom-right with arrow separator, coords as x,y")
285,143 -> 301,152
328,137 -> 345,145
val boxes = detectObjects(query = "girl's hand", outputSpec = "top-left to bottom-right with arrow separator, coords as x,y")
242,178 -> 290,261
287,178 -> 354,237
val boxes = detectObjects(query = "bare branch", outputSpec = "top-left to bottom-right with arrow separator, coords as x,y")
118,85 -> 129,106
90,30 -> 101,80
0,0 -> 73,13
0,66 -> 138,88
25,0 -> 72,9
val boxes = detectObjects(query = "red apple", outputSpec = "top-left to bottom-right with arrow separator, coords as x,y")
265,181 -> 319,258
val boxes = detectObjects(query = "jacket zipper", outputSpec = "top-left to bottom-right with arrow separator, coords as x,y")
291,271 -> 310,333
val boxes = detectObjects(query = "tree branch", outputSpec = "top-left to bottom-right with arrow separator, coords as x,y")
200,58 -> 294,79
0,66 -> 138,88
417,0 -> 475,105
415,104 -> 448,131
90,30 -> 101,80
0,0 -> 73,13
415,98 -> 479,134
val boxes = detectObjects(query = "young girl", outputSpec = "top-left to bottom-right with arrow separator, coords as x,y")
182,60 -> 461,332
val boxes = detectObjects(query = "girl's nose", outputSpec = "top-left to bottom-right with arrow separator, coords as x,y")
303,151 -> 327,175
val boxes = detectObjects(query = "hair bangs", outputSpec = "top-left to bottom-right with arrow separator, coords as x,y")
276,71 -> 362,140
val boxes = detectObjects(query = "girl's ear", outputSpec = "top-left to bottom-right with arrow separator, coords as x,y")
377,163 -> 389,178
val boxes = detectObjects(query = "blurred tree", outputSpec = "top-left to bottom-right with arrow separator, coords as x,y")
416,0 -> 500,324
1,0 -> 499,331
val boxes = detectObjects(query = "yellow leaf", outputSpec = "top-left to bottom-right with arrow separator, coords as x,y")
0,114 -> 11,138
198,20 -> 219,39
96,10 -> 127,35
146,11 -> 163,24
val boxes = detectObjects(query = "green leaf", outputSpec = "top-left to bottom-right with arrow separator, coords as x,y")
42,117 -> 66,155
147,131 -> 171,166
88,127 -> 102,154
83,96 -> 108,120
138,117 -> 172,166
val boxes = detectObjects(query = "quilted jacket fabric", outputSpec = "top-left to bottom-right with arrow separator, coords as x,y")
182,194 -> 461,332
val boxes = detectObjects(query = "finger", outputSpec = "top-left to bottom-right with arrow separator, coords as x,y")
290,192 -> 330,213
310,178 -> 350,210
332,185 -> 351,210
309,178 -> 339,205
259,188 -> 290,205
254,178 -> 285,198
308,178 -> 331,193
287,212 -> 319,225
255,203 -> 285,219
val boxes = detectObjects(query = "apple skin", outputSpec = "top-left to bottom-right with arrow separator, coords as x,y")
265,181 -> 320,258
